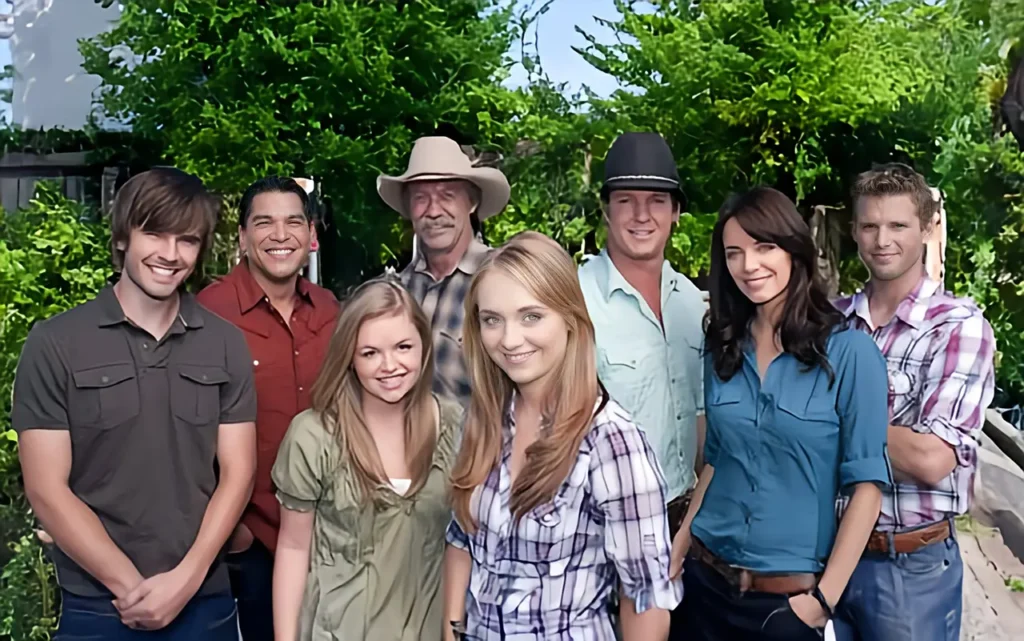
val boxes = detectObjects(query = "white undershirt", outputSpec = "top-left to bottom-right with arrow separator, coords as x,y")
390,478 -> 411,496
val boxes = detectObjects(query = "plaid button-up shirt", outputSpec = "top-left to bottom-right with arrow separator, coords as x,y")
446,393 -> 683,640
400,238 -> 491,408
834,277 -> 996,530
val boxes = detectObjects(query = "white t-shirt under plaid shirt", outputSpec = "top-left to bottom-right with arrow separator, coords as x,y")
446,392 -> 683,640
834,277 -> 996,530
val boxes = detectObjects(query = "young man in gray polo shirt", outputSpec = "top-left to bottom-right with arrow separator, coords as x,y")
12,168 -> 257,640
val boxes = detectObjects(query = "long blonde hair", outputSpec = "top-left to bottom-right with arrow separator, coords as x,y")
310,278 -> 436,502
451,231 -> 599,531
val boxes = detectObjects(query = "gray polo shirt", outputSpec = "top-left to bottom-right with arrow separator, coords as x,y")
11,285 -> 257,597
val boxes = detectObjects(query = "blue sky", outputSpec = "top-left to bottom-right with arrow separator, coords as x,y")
505,0 -> 623,96
0,0 -> 622,125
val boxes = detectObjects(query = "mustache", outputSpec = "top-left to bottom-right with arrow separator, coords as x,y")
420,221 -> 455,230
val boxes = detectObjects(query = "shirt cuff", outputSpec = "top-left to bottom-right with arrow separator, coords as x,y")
445,519 -> 470,550
275,491 -> 317,513
219,409 -> 257,424
913,418 -> 974,467
624,576 -> 684,614
839,456 -> 892,489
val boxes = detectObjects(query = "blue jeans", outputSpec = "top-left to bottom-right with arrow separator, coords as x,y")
833,527 -> 963,641
55,590 -> 238,641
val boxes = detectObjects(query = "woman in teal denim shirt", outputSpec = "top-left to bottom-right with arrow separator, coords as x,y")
669,187 -> 891,640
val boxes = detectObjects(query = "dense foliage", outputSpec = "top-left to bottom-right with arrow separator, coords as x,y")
0,186 -> 112,640
1,1 -> 1023,638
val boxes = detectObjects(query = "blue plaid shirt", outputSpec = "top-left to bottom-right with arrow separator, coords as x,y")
446,393 -> 683,640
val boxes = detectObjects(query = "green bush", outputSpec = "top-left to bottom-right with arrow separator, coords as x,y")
0,183 -> 113,640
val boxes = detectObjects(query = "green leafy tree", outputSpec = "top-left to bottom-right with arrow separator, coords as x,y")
577,0 -> 1024,398
80,0 -> 521,286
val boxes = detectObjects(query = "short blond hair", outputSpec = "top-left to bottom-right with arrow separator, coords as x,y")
852,163 -> 936,228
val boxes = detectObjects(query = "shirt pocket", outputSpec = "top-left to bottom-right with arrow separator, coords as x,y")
774,391 -> 840,451
71,363 -> 140,429
171,364 -> 229,426
599,343 -> 655,411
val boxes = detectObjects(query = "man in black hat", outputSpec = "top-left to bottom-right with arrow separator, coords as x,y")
578,131 -> 705,635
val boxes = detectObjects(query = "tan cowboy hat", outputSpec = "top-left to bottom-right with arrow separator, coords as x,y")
376,136 -> 511,220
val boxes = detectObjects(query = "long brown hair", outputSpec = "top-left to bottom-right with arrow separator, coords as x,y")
310,278 -> 437,502
450,231 -> 599,531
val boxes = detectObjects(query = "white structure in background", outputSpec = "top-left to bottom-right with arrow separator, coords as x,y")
1,0 -> 122,130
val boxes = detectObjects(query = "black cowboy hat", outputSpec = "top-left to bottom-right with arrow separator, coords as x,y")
601,132 -> 687,211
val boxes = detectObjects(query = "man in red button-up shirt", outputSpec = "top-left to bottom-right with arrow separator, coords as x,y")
197,176 -> 339,641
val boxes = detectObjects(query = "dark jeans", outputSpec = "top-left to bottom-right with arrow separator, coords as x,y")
677,557 -> 822,641
55,590 -> 237,641
832,528 -> 962,641
667,491 -> 692,641
227,538 -> 275,641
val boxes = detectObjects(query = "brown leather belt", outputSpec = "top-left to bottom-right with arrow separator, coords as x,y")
689,536 -> 818,595
866,519 -> 952,555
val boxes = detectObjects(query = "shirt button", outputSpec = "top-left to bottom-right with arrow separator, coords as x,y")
202,374 -> 208,381
294,350 -> 299,356
142,342 -> 149,350
101,376 -> 109,383
253,360 -> 259,367
298,386 -> 304,392
676,414 -> 682,421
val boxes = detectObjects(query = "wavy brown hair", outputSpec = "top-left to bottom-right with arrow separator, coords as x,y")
451,231 -> 599,532
310,278 -> 437,502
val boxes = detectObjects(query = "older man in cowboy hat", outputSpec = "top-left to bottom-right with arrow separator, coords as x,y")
578,132 -> 705,636
377,135 -> 510,408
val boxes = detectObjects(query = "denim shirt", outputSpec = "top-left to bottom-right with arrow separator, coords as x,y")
692,327 -> 892,573
578,250 -> 706,501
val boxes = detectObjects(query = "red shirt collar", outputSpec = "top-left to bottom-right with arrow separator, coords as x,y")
229,259 -> 328,314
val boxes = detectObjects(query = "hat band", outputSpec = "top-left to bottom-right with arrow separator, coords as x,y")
606,174 -> 679,185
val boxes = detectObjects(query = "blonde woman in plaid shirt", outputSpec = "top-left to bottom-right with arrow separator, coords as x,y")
832,163 -> 997,641
442,232 -> 682,640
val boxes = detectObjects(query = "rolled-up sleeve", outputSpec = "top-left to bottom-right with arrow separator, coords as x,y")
914,315 -> 996,466
445,517 -> 471,551
836,331 -> 892,489
591,420 -> 683,613
272,412 -> 327,512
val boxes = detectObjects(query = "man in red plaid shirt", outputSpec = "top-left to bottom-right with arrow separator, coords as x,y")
831,163 -> 996,641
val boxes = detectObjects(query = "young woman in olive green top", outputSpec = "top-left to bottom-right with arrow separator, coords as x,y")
271,279 -> 463,641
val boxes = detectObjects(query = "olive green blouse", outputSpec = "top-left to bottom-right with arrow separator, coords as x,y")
271,396 -> 463,641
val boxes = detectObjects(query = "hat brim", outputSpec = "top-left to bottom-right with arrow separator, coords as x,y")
601,178 -> 688,210
377,169 -> 510,220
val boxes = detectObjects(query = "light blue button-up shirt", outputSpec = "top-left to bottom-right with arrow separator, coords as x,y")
578,249 -> 706,500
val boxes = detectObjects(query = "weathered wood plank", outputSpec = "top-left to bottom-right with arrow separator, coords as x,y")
959,530 -> 1024,639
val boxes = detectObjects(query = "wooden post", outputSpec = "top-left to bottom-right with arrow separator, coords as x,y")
810,204 -> 841,298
